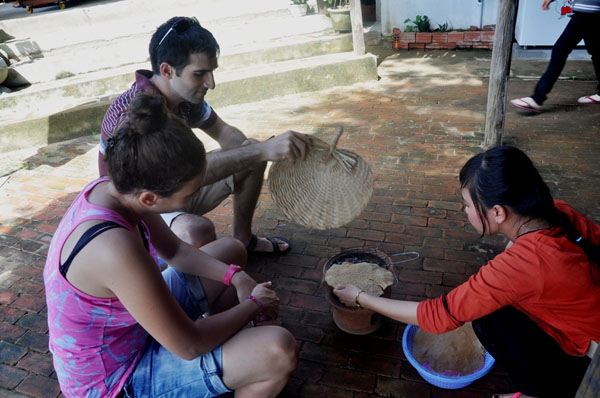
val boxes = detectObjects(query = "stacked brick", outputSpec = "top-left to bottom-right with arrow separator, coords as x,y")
393,25 -> 495,51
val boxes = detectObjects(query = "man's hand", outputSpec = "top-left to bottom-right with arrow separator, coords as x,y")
542,0 -> 553,10
260,130 -> 311,163
333,283 -> 363,308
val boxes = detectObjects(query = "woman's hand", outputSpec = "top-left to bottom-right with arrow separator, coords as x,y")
250,282 -> 280,320
333,284 -> 363,308
231,271 -> 257,304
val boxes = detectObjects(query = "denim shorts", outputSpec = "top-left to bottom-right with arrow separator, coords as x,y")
122,267 -> 232,398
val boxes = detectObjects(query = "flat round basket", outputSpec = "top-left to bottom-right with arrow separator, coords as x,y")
268,130 -> 373,230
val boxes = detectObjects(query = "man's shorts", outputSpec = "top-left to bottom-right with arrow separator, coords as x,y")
161,175 -> 235,227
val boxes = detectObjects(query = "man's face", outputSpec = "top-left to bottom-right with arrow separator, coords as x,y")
169,52 -> 218,104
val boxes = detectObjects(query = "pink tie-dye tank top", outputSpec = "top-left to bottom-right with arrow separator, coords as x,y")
44,178 -> 155,398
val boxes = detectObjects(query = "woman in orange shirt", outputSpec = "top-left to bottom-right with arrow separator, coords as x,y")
334,146 -> 600,398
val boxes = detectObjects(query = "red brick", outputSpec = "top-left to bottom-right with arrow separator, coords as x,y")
15,374 -> 61,398
410,207 -> 447,218
12,294 -> 47,313
464,31 -> 482,42
346,229 -> 385,242
483,24 -> 495,30
16,351 -> 55,376
321,367 -> 376,392
391,214 -> 427,227
290,292 -> 330,312
423,237 -> 463,249
431,32 -> 448,43
293,359 -> 325,383
300,342 -> 349,366
36,223 -> 57,234
384,233 -> 424,246
415,32 -> 432,43
393,41 -> 409,50
481,31 -> 495,42
0,363 -> 28,390
0,290 -> 17,305
284,323 -> 324,344
447,31 -> 464,42
299,383 -> 355,398
409,42 -> 425,50
16,330 -> 50,353
398,31 -> 416,43
377,375 -> 432,397
396,269 -> 442,285
423,258 -> 467,273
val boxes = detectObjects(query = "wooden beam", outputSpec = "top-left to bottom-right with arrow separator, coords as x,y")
483,0 -> 518,148
576,346 -> 600,398
349,0 -> 365,55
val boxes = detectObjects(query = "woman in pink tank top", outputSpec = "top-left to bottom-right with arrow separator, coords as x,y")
44,93 -> 298,398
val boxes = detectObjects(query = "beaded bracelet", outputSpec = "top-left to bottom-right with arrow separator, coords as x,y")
248,295 -> 264,314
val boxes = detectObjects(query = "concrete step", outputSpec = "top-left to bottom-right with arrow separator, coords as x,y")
0,31 -> 354,122
0,0 -> 379,154
0,51 -> 377,153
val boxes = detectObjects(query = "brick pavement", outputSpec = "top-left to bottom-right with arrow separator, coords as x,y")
1,50 -> 599,397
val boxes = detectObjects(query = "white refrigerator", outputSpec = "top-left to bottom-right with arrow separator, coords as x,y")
515,0 -> 584,47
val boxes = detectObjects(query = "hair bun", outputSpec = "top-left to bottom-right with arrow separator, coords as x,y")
126,93 -> 169,135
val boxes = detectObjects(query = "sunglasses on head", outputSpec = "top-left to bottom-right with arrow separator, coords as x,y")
157,16 -> 200,48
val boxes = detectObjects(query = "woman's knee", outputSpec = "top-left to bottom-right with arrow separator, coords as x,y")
171,214 -> 216,247
262,327 -> 298,373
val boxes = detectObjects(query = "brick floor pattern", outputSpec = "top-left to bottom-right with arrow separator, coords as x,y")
1,54 -> 599,397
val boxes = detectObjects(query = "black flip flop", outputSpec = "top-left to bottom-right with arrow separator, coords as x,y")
246,234 -> 291,255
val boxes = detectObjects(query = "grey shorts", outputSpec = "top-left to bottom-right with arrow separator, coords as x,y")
161,175 -> 235,226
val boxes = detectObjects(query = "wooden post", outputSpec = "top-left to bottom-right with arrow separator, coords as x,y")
483,0 -> 518,148
349,0 -> 365,55
576,347 -> 600,398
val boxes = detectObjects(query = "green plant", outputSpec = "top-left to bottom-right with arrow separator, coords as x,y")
55,71 -> 75,80
403,15 -> 430,32
326,0 -> 349,8
291,0 -> 307,4
437,22 -> 450,32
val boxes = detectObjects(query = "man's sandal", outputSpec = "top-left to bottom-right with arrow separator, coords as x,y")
577,94 -> 600,104
509,97 -> 542,113
246,234 -> 291,255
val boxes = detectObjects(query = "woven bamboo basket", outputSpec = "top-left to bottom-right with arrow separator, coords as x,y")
268,128 -> 373,230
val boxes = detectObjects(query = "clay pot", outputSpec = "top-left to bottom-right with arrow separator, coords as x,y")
323,247 -> 396,335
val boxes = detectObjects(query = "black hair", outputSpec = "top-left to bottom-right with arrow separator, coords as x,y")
104,93 -> 206,197
459,145 -> 600,267
149,16 -> 220,76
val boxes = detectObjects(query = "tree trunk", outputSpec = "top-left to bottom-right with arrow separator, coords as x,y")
350,0 -> 365,55
483,0 -> 518,148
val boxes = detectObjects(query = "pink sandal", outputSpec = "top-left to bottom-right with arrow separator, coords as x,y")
492,393 -> 522,398
510,97 -> 542,113
577,94 -> 600,104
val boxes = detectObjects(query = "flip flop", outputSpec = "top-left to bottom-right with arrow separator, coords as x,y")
510,97 -> 542,113
245,234 -> 291,255
577,94 -> 600,104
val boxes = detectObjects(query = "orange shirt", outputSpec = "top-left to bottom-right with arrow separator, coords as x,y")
417,200 -> 600,356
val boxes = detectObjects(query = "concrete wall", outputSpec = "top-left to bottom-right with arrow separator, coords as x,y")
380,0 -> 499,37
